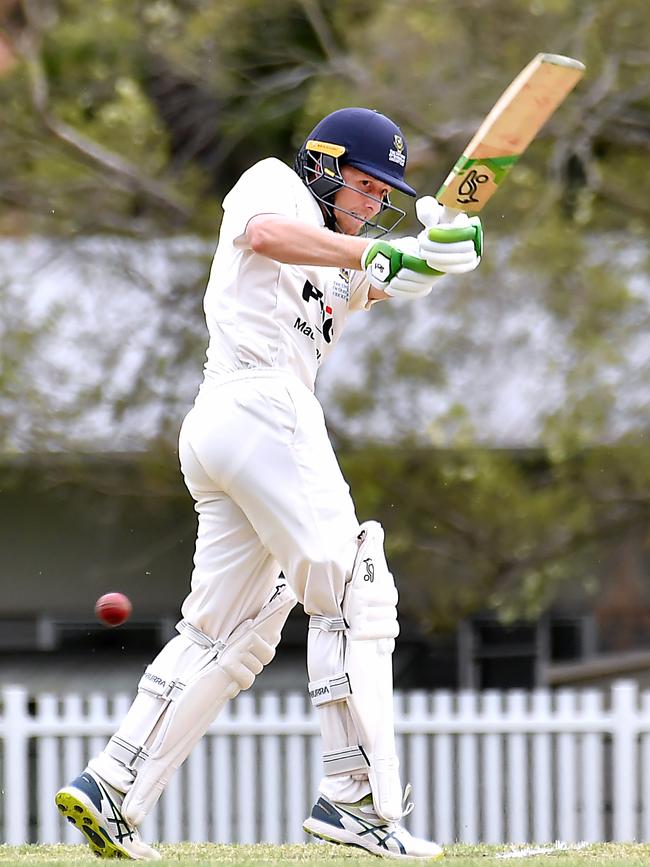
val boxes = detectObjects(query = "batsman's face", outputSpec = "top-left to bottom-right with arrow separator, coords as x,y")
334,166 -> 391,235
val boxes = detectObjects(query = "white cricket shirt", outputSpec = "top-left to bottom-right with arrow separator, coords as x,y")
202,158 -> 371,391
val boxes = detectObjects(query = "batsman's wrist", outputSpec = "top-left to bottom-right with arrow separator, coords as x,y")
361,240 -> 395,269
362,241 -> 402,284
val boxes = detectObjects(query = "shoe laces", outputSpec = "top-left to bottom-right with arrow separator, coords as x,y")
401,782 -> 415,818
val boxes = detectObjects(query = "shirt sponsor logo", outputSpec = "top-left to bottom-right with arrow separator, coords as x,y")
333,268 -> 351,301
301,279 -> 334,344
294,317 -> 315,339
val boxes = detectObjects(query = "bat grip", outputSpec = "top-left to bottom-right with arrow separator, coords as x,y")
416,196 -> 470,228
439,205 -> 463,223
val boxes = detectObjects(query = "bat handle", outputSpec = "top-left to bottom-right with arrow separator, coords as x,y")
439,204 -> 468,225
416,196 -> 470,228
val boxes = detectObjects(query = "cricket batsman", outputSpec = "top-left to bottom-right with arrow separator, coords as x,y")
55,107 -> 482,859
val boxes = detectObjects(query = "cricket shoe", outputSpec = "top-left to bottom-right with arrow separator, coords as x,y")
303,791 -> 444,860
55,770 -> 160,860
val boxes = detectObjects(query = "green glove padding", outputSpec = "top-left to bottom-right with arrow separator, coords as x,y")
426,216 -> 483,259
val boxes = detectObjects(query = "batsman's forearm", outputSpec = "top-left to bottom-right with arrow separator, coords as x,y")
246,215 -> 367,270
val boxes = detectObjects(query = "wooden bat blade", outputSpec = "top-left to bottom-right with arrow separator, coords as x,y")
436,53 -> 585,213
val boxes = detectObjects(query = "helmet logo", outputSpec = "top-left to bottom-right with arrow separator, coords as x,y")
388,135 -> 406,167
306,139 -> 346,158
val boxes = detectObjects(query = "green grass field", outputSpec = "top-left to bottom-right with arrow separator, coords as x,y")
1,843 -> 650,866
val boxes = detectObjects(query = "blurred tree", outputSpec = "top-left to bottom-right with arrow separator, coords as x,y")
1,0 -> 648,233
0,0 -> 649,631
340,443 -> 650,632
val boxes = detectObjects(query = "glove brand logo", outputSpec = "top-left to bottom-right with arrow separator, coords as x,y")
456,168 -> 489,204
388,135 -> 406,167
370,254 -> 389,281
363,558 -> 375,582
301,279 -> 334,344
310,685 -> 330,699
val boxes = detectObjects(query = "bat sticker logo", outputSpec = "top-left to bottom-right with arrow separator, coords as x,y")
456,169 -> 490,204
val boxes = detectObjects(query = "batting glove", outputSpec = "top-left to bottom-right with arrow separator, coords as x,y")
416,195 -> 483,274
361,236 -> 442,300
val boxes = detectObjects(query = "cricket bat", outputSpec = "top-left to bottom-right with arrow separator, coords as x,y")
435,53 -> 585,216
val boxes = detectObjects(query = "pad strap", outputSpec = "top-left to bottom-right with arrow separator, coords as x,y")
104,736 -> 149,772
177,619 -> 226,652
138,669 -> 186,701
323,745 -> 370,775
308,674 -> 351,706
308,615 -> 347,632
138,621 -> 227,701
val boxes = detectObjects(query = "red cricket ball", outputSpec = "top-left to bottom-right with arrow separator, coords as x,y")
95,592 -> 132,627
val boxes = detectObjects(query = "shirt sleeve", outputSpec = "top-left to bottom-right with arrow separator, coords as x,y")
223,159 -> 300,246
348,270 -> 375,311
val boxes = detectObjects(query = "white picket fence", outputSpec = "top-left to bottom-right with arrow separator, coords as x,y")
2,680 -> 650,846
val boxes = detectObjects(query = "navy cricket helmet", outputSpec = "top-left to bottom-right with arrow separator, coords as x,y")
294,107 -> 415,234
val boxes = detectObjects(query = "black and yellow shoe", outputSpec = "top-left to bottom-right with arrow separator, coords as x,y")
55,770 -> 160,860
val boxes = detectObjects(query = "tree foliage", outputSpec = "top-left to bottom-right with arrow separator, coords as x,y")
1,0 -> 649,630
2,0 -> 648,234
341,443 -> 650,632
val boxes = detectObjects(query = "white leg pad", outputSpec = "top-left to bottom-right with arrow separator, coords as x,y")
308,521 -> 402,821
91,582 -> 296,826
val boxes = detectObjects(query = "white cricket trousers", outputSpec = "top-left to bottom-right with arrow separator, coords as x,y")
179,370 -> 359,629
179,370 -> 369,804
